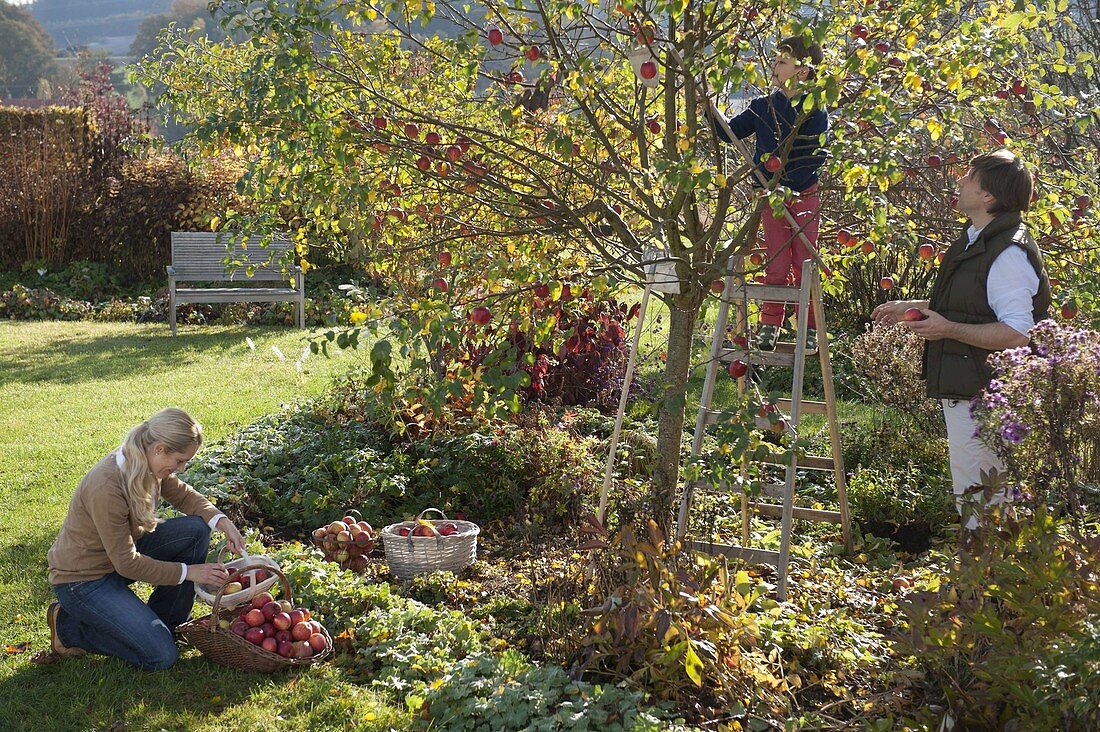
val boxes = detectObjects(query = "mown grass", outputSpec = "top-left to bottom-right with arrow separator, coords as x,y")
0,320 -> 407,732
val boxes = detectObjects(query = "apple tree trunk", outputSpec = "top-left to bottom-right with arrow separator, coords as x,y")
650,288 -> 705,534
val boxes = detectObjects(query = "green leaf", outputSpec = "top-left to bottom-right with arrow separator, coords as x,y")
683,642 -> 704,686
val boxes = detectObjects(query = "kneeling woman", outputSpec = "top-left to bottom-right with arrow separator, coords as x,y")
43,407 -> 244,669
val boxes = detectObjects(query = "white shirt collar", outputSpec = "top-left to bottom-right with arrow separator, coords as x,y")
115,446 -> 126,470
965,224 -> 984,249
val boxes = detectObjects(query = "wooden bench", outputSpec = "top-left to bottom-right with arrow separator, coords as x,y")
168,231 -> 305,336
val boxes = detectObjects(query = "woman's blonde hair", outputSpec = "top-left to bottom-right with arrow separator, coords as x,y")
119,408 -> 203,534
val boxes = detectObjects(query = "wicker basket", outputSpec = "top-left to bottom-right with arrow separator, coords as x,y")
380,508 -> 480,580
193,548 -> 281,609
309,509 -> 378,570
178,562 -> 332,673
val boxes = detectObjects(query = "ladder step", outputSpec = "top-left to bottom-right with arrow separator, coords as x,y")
688,540 -> 781,566
759,454 -> 837,471
776,398 -> 828,415
747,502 -> 845,524
719,347 -> 796,367
726,283 -> 804,302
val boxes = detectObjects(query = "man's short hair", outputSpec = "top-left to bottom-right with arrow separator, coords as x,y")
970,149 -> 1033,215
778,35 -> 824,79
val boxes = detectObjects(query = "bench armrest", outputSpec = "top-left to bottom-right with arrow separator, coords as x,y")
166,265 -> 176,275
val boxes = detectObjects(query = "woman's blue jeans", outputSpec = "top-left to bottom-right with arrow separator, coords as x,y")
52,514 -> 211,670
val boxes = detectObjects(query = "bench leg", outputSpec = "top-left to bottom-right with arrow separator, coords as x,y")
169,291 -> 177,336
297,277 -> 305,329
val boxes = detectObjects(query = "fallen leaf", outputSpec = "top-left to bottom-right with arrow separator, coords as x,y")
5,642 -> 29,654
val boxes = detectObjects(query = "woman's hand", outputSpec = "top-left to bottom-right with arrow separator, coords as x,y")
216,516 -> 246,556
187,562 -> 230,587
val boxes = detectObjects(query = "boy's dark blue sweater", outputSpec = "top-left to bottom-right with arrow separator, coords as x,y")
713,90 -> 829,193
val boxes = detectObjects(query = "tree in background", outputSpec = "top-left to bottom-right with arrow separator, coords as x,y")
141,0 -> 1098,528
0,1 -> 57,98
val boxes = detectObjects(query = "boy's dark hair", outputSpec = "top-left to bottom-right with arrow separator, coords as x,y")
777,35 -> 824,79
970,149 -> 1033,215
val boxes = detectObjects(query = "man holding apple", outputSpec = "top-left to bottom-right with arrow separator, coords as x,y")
38,408 -> 245,668
872,149 -> 1051,529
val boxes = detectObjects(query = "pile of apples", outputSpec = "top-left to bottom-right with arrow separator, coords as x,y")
395,519 -> 460,538
220,591 -> 329,659
311,514 -> 376,564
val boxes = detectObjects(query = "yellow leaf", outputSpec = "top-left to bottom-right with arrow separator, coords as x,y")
684,643 -> 704,686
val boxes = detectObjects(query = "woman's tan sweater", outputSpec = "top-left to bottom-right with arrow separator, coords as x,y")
47,452 -> 221,586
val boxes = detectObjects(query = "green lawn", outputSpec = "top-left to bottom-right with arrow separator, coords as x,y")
0,321 -> 406,731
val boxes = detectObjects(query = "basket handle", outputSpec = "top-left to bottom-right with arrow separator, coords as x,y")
416,507 -> 448,522
342,508 -> 365,522
208,561 -> 292,630
216,543 -> 252,564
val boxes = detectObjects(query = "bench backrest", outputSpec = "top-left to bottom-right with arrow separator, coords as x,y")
170,232 -> 296,282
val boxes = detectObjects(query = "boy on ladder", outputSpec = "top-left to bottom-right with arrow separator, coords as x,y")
708,36 -> 830,352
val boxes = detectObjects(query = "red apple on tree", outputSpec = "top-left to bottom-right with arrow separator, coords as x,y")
487,27 -> 503,46
403,122 -> 420,140
526,45 -> 541,62
837,228 -> 853,246
727,359 -> 748,379
639,61 -> 657,80
372,115 -> 387,131
861,241 -> 875,255
469,306 -> 492,325
1061,299 -> 1078,320
764,156 -> 782,173
431,278 -> 448,292
645,119 -> 660,135
880,276 -> 895,290
445,145 -> 462,162
926,154 -> 942,168
918,243 -> 935,259
1011,78 -> 1028,96
438,250 -> 452,267
850,23 -> 869,40
416,156 -> 431,172
424,131 -> 441,145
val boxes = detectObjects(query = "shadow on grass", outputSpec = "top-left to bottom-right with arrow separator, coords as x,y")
0,324 -> 307,388
0,651 -> 286,732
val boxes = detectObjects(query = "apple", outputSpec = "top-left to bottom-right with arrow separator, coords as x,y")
837,228 -> 853,246
892,576 -> 912,591
439,522 -> 458,536
887,56 -> 904,69
291,622 -> 313,642
749,252 -> 764,265
902,307 -> 927,322
850,23 -> 869,40
230,619 -> 249,637
527,45 -> 541,62
646,119 -> 660,135
327,521 -> 344,534
223,581 -> 243,595
260,601 -> 281,621
444,145 -> 462,162
357,520 -> 373,533
403,122 -> 420,140
918,243 -> 935,260
261,622 -> 276,638
926,154 -> 942,168
245,627 -> 265,645
534,283 -> 551,299
251,592 -> 275,610
1076,194 -> 1091,210
639,61 -> 657,80
308,633 -> 328,652
416,156 -> 431,172
994,88 -> 1010,100
275,629 -> 292,644
764,156 -> 782,173
727,360 -> 748,379
487,27 -> 504,45
277,640 -> 296,658
469,306 -> 492,325
880,277 -> 895,290
294,640 -> 314,659
1011,79 -> 1028,96
424,131 -> 441,146
412,524 -> 435,537
244,608 -> 266,628
288,610 -> 306,627
261,637 -> 279,653
1061,299 -> 1078,320
372,116 -> 387,131
218,618 -> 232,631
710,280 -> 725,294
873,40 -> 890,53
397,527 -> 411,537
861,241 -> 875,255
311,527 -> 326,541
279,600 -> 293,614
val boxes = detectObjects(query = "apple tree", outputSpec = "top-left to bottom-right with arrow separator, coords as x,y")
140,0 -> 1097,528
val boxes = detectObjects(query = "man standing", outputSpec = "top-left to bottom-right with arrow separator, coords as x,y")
872,149 -> 1051,526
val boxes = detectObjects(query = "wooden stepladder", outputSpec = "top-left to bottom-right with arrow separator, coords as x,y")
675,257 -> 852,601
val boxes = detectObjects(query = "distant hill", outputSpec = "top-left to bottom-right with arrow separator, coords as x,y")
28,0 -> 170,54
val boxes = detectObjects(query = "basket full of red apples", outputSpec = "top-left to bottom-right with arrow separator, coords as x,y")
178,563 -> 332,672
380,507 -> 480,580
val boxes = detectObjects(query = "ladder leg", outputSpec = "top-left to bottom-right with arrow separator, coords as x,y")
812,276 -> 853,551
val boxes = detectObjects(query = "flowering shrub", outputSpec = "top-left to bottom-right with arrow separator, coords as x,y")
0,284 -> 89,320
973,319 -> 1100,512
